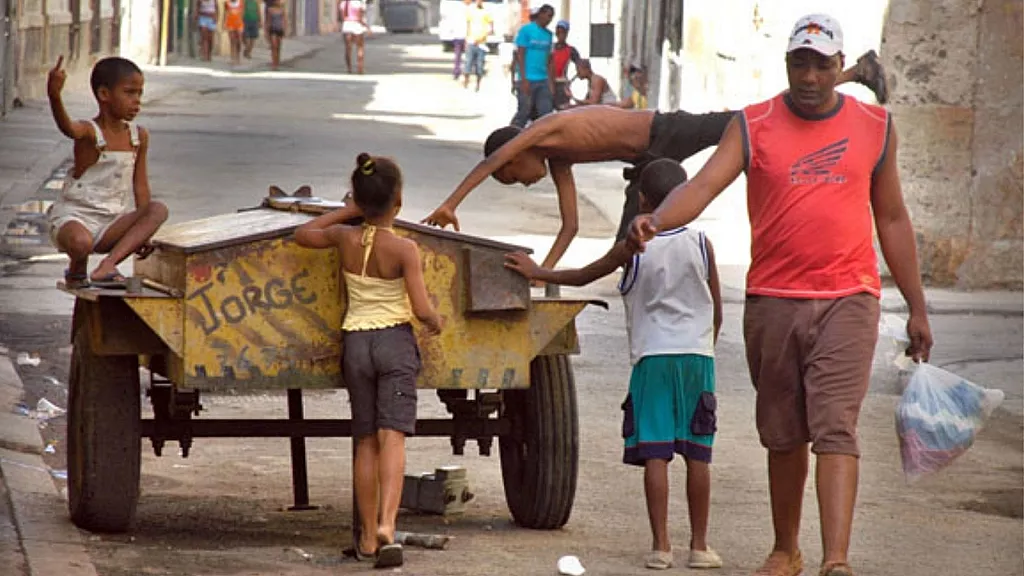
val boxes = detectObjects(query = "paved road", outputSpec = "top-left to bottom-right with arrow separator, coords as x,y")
0,33 -> 1021,576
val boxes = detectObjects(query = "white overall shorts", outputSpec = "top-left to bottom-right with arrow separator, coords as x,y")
48,120 -> 139,249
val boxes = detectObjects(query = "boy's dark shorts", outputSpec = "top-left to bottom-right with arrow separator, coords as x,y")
343,323 -> 421,438
615,110 -> 737,241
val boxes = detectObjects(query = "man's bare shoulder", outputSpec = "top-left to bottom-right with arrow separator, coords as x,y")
534,107 -> 656,164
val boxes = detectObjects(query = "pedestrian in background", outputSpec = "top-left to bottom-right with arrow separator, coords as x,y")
196,0 -> 219,62
550,19 -> 581,110
241,0 -> 262,59
265,0 -> 286,70
567,59 -> 617,107
510,4 -> 554,128
463,0 -> 493,91
223,0 -> 246,65
340,0 -> 371,74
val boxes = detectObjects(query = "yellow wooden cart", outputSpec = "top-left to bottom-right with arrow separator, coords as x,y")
62,194 -> 602,533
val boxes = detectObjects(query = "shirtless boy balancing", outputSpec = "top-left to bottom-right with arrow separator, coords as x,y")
47,56 -> 168,288
423,53 -> 889,269
294,153 -> 442,569
505,159 -> 723,570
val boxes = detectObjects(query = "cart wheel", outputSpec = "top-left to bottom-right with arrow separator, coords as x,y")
499,354 -> 579,529
67,321 -> 141,533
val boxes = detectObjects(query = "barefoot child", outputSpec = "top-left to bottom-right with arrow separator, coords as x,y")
46,56 -> 168,288
294,153 -> 442,569
505,158 -> 723,570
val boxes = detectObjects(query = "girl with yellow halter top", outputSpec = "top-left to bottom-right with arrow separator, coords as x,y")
294,153 -> 442,569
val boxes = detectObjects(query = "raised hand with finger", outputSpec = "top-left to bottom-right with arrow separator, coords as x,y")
47,55 -> 67,98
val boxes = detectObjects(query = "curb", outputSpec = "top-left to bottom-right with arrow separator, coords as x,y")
0,351 -> 100,576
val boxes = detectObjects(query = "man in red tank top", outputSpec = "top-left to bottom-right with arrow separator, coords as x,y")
629,14 -> 933,576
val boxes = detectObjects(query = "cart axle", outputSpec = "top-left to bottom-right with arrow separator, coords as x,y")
140,417 -> 510,438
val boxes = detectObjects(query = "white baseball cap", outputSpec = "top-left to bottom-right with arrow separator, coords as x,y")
786,14 -> 844,56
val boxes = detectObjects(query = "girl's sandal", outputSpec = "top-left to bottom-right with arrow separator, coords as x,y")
374,533 -> 403,569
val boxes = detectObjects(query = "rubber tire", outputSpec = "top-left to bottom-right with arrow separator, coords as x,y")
67,323 -> 142,533
498,354 -> 579,529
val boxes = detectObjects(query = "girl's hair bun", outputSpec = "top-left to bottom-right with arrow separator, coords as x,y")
356,152 -> 375,175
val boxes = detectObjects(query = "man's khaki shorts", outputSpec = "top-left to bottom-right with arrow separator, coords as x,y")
743,293 -> 880,456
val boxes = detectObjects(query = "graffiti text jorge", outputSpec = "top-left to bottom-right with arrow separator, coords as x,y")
188,269 -> 318,336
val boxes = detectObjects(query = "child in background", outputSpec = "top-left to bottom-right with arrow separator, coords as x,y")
223,0 -> 246,65
46,55 -> 168,288
505,158 -> 724,571
294,153 -> 442,569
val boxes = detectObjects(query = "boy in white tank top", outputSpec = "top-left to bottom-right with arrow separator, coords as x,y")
505,158 -> 724,571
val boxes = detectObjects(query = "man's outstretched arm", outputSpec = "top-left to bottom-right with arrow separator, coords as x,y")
629,117 -> 745,248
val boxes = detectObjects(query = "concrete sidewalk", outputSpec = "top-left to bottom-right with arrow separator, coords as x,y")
0,350 -> 99,576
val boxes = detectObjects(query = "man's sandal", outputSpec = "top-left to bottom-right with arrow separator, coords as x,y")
753,549 -> 804,576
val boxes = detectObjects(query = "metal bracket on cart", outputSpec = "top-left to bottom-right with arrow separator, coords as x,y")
145,378 -> 203,458
437,390 -> 505,457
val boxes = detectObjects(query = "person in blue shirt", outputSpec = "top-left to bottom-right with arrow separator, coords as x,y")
511,4 -> 555,127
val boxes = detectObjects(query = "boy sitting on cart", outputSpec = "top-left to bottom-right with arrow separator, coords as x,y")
46,55 -> 168,288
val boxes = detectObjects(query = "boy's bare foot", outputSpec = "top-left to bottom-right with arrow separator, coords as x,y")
854,50 -> 889,104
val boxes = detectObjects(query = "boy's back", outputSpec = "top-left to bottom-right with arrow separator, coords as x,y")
620,226 -> 714,366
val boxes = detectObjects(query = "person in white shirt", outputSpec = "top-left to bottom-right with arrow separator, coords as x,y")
339,0 -> 370,73
504,158 -> 724,571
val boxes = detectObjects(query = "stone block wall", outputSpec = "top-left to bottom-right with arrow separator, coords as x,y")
882,0 -> 1023,289
14,0 -> 123,101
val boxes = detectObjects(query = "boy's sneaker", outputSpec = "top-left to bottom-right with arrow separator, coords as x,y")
644,550 -> 673,570
688,547 -> 723,569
